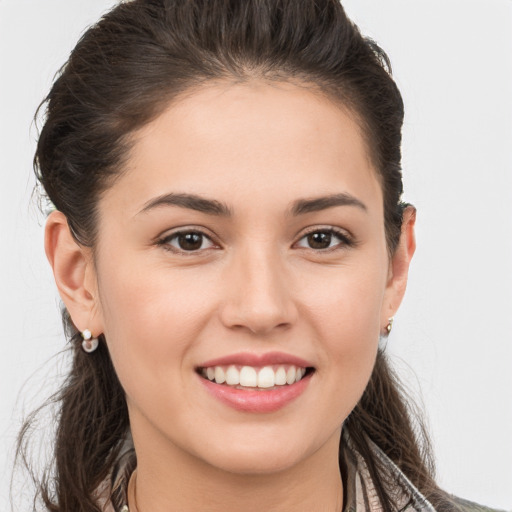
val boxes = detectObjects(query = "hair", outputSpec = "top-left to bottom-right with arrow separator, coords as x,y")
17,1 -> 455,510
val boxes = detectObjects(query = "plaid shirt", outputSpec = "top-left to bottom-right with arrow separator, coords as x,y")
341,432 -> 503,512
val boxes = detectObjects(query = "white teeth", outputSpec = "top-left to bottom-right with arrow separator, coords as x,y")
257,366 -> 275,388
202,364 -> 309,388
239,366 -> 258,387
225,365 -> 240,385
214,366 -> 226,384
275,366 -> 287,386
286,366 -> 296,385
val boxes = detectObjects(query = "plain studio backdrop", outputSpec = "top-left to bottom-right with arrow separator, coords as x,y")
1,0 -> 511,509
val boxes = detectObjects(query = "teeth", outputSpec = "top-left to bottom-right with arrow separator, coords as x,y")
214,366 -> 226,384
202,364 -> 309,388
225,365 -> 240,385
257,366 -> 275,388
286,366 -> 296,385
240,366 -> 257,387
275,366 -> 287,385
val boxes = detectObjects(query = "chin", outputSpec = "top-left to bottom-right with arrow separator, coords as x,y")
206,449 -> 305,476
193,430 -> 325,476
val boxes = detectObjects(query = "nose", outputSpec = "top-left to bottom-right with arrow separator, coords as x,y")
219,245 -> 298,335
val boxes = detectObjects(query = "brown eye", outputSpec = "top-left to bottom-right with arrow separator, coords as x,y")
295,228 -> 352,251
160,231 -> 216,252
307,232 -> 333,249
178,232 -> 204,250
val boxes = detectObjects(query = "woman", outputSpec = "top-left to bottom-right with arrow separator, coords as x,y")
15,0 -> 503,511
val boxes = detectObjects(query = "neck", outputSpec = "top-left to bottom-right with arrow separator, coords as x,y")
129,420 -> 343,512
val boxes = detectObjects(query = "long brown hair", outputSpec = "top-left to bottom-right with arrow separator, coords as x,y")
17,1 -> 453,510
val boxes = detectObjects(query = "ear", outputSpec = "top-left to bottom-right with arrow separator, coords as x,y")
45,211 -> 103,336
381,206 -> 416,328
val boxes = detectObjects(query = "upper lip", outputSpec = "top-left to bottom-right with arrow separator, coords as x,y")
198,351 -> 314,369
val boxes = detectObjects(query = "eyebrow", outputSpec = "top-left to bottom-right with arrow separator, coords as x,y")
290,193 -> 367,215
138,191 -> 367,217
139,193 -> 232,216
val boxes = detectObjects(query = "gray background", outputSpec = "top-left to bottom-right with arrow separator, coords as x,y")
1,0 -> 511,509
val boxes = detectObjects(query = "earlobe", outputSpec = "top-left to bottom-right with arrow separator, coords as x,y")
45,211 -> 102,334
383,206 -> 417,321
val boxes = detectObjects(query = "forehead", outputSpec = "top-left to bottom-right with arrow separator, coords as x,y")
107,80 -> 383,216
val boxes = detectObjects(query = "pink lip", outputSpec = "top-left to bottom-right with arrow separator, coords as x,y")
198,351 -> 313,369
198,371 -> 313,413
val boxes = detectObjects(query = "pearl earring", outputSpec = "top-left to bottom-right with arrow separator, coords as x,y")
386,317 -> 394,335
81,329 -> 99,353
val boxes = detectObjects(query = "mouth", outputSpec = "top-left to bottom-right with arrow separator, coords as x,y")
196,352 -> 315,412
196,364 -> 315,390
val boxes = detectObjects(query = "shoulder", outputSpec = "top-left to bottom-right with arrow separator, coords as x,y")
451,495 -> 509,512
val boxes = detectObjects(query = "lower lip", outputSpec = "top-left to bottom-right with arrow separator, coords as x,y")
198,373 -> 312,413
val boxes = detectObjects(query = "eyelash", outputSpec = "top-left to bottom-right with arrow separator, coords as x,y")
296,227 -> 355,252
156,227 -> 355,255
156,229 -> 218,255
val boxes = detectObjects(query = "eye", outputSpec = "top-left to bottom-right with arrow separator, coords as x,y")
295,228 -> 352,251
158,230 -> 216,253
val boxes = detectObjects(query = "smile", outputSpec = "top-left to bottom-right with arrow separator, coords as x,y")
196,353 -> 315,413
199,364 -> 309,389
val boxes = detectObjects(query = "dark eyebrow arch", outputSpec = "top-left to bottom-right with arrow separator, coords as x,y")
139,193 -> 232,216
291,193 -> 367,215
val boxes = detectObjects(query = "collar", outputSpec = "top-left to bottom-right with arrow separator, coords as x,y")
341,431 -> 437,512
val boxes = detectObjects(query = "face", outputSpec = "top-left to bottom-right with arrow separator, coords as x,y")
89,81 -> 398,475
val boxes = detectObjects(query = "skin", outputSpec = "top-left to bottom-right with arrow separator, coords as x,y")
45,81 -> 415,512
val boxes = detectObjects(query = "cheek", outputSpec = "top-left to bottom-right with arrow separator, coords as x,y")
301,257 -> 387,398
304,258 -> 387,341
95,260 -> 217,396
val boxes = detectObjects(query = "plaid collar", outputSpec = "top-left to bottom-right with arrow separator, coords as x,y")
341,431 -> 437,512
